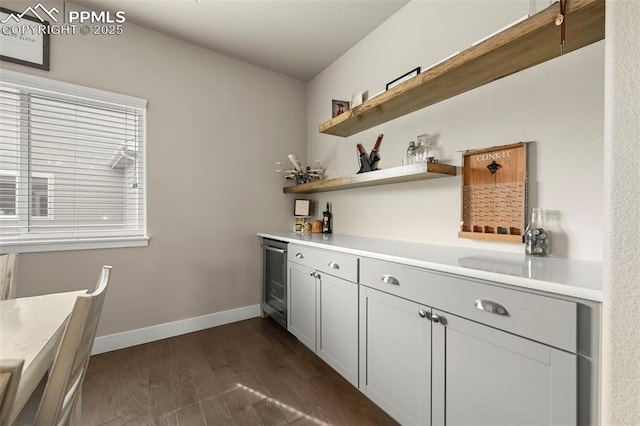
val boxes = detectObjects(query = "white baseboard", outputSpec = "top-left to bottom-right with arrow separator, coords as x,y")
91,304 -> 262,355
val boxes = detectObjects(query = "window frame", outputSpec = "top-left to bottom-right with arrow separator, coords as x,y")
0,170 -> 53,220
29,172 -> 54,220
0,170 -> 18,219
0,70 -> 149,253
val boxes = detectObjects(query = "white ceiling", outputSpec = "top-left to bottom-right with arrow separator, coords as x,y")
72,0 -> 409,81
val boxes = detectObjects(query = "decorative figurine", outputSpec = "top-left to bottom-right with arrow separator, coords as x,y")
276,154 -> 323,184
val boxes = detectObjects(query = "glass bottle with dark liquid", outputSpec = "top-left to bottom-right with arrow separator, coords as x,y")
322,202 -> 332,234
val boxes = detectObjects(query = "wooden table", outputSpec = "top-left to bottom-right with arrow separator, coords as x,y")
0,290 -> 86,423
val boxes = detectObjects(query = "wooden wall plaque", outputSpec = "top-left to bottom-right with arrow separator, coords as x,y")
459,142 -> 528,243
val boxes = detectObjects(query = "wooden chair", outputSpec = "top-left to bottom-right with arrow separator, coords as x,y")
0,359 -> 24,426
0,253 -> 17,300
34,266 -> 112,426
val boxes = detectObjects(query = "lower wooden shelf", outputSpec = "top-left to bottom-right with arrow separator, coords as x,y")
282,162 -> 457,194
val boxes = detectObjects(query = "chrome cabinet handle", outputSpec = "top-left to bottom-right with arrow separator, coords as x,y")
309,271 -> 315,277
431,313 -> 441,324
328,261 -> 340,269
474,299 -> 509,316
381,275 -> 400,286
295,253 -> 304,259
418,309 -> 431,319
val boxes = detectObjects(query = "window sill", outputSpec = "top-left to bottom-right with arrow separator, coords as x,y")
1,236 -> 149,253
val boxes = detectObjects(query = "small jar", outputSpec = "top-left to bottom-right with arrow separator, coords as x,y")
524,208 -> 549,256
416,134 -> 432,162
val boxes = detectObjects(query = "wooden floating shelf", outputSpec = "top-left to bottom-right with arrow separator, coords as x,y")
282,162 -> 457,194
319,0 -> 605,138
458,232 -> 523,243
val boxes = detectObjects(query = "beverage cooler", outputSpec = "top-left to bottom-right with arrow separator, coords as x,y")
261,238 -> 288,328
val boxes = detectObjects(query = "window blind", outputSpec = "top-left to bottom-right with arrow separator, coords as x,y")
0,71 -> 147,249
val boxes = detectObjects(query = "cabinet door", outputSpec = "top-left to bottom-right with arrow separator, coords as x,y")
288,262 -> 316,351
359,286 -> 430,425
432,309 -> 576,426
317,273 -> 359,387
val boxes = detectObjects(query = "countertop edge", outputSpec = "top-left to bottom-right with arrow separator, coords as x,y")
258,232 -> 603,303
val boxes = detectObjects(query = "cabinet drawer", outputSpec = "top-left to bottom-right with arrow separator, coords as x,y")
289,244 -> 358,282
288,244 -> 317,268
359,257 -> 577,352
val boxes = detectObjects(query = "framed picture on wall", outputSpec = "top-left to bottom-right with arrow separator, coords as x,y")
0,7 -> 51,70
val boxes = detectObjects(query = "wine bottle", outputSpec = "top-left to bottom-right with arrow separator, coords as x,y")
322,202 -> 332,234
368,134 -> 383,170
356,143 -> 372,173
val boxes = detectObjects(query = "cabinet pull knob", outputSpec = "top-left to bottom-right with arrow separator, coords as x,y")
418,309 -> 431,319
310,271 -> 315,277
295,253 -> 304,259
474,299 -> 509,316
431,313 -> 441,324
381,275 -> 400,285
328,261 -> 340,269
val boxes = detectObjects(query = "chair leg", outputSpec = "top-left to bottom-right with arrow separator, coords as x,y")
70,391 -> 82,426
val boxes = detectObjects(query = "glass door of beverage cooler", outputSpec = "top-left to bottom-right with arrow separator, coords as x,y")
262,239 -> 288,328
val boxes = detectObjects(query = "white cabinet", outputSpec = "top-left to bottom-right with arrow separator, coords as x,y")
279,239 -> 593,426
317,272 -> 358,385
288,262 -> 316,351
359,257 -> 577,352
431,309 -> 576,426
287,244 -> 359,386
359,286 -> 430,425
359,258 -> 579,426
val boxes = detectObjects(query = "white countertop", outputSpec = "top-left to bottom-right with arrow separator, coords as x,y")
258,232 -> 603,302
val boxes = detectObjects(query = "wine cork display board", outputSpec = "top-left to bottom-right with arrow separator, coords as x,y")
459,142 -> 528,243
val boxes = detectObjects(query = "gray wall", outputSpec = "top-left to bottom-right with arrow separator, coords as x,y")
306,0 -> 604,262
1,1 -> 306,336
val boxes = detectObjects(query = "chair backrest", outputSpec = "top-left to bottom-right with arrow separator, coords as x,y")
0,359 -> 24,426
0,253 -> 17,300
34,266 -> 112,426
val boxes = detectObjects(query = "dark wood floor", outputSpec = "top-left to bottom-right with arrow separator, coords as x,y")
48,317 -> 397,425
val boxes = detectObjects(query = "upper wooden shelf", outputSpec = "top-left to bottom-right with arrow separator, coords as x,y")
282,162 -> 457,194
319,0 -> 605,137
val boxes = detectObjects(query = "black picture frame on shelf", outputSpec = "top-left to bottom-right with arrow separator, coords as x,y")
0,7 -> 50,70
386,67 -> 421,91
